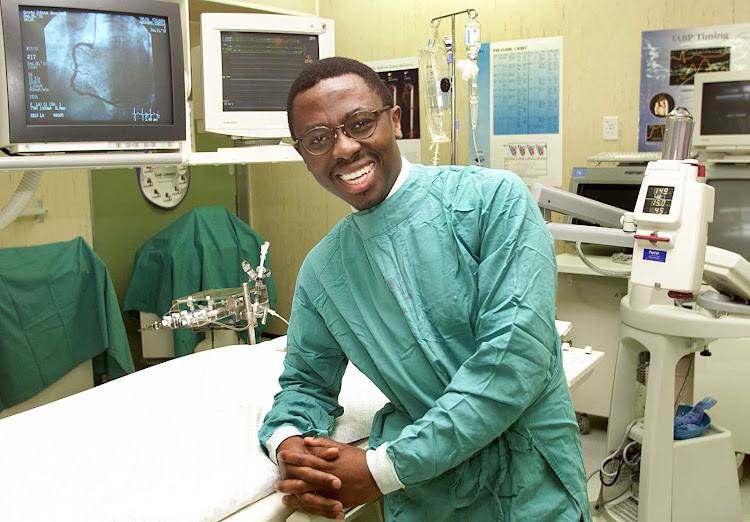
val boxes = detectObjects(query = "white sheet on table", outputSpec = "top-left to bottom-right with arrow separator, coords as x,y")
220,491 -> 295,522
0,336 -> 388,522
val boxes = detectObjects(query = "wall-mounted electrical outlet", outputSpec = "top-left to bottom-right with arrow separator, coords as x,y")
603,116 -> 618,140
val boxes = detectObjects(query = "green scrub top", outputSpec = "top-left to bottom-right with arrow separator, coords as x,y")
123,206 -> 277,356
0,237 -> 134,410
260,165 -> 591,521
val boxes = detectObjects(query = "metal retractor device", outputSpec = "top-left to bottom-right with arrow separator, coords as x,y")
142,242 -> 285,344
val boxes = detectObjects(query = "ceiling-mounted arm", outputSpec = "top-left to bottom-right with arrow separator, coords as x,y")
530,182 -> 628,229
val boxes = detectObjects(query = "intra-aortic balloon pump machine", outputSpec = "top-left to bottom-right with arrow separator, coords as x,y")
599,108 -> 748,522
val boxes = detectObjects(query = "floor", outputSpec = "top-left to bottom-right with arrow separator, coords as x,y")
579,415 -> 750,521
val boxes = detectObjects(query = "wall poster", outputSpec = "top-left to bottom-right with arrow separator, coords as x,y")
368,57 -> 421,164
639,24 -> 750,152
472,36 -> 563,186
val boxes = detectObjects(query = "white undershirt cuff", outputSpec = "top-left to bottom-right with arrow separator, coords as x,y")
365,442 -> 405,495
265,426 -> 303,465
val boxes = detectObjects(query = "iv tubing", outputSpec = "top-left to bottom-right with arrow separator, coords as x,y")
430,9 -> 479,164
431,144 -> 440,166
267,308 -> 289,325
471,128 -> 482,167
469,76 -> 481,166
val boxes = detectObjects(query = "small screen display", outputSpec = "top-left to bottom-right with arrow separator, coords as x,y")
220,31 -> 319,112
700,80 -> 750,136
572,183 -> 642,226
643,185 -> 674,215
19,6 -> 174,126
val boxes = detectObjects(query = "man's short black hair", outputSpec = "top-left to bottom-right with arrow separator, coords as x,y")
286,57 -> 392,139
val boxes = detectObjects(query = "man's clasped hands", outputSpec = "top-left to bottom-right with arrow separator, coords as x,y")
275,436 -> 383,520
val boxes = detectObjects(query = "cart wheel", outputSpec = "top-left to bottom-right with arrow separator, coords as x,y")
576,412 -> 591,434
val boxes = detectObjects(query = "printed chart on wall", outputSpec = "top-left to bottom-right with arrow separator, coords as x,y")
639,24 -> 750,152
367,57 -> 421,164
471,36 -> 562,187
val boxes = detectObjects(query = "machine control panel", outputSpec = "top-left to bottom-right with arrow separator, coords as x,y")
642,185 -> 675,215
631,159 -> 714,294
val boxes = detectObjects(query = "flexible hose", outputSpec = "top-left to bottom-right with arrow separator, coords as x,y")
267,308 -> 289,325
0,170 -> 42,231
576,242 -> 631,278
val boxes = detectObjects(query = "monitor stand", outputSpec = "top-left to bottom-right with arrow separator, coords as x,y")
234,138 -> 283,147
189,138 -> 301,165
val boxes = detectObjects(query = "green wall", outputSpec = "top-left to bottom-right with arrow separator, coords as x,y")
91,129 -> 236,368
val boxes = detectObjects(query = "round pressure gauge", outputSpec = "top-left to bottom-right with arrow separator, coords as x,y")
137,165 -> 191,209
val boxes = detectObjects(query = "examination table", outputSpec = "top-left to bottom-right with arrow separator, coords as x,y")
0,330 -> 602,521
0,336 -> 388,522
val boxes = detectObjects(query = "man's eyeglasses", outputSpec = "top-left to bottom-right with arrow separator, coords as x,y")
295,105 -> 393,155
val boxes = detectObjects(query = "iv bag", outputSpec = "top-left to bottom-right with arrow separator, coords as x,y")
418,29 -> 451,148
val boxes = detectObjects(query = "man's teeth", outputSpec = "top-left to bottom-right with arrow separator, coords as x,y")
339,163 -> 374,184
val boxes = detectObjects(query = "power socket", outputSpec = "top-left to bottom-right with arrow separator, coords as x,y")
603,116 -> 618,140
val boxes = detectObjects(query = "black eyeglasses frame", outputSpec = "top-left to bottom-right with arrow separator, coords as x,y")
294,105 -> 394,156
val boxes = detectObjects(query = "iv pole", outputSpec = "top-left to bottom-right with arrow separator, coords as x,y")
429,8 -> 478,165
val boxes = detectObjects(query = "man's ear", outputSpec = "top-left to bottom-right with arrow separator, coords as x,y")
292,142 -> 313,173
391,105 -> 403,140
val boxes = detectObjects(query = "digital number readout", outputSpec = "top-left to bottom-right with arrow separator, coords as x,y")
643,185 -> 674,215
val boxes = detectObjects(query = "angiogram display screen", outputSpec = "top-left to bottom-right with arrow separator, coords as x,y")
19,6 -> 174,125
220,31 -> 318,112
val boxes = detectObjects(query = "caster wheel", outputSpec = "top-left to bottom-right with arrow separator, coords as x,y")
577,413 -> 591,434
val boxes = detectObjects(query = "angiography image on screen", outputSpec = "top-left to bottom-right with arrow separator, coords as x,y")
20,8 -> 174,125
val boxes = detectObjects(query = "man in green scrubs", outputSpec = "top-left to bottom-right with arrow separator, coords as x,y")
259,57 -> 591,521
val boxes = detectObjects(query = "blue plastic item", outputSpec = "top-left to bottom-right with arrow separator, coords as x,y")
674,404 -> 711,440
673,397 -> 716,428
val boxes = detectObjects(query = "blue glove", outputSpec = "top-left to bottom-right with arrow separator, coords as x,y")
674,397 -> 717,430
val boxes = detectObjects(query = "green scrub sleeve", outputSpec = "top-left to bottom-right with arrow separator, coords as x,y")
385,176 -> 560,485
258,282 -> 348,451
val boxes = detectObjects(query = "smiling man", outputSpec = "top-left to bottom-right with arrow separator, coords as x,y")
286,65 -> 403,211
259,57 -> 592,522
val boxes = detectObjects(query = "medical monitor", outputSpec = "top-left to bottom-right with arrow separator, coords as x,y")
200,13 -> 334,140
0,0 -> 186,154
692,70 -> 750,152
567,167 -> 646,226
